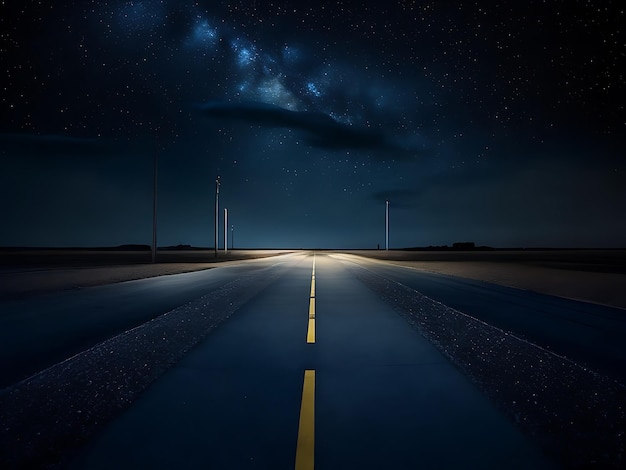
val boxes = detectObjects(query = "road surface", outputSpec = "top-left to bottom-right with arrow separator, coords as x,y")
1,252 -> 624,468
0,255 -> 292,388
332,253 -> 626,383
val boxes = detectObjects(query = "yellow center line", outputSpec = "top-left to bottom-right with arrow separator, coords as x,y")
307,254 -> 316,343
295,369 -> 315,470
298,255 -> 316,468
307,296 -> 316,343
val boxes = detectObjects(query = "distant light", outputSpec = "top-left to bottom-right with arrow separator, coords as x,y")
231,38 -> 257,67
237,48 -> 255,66
192,20 -> 218,45
307,82 -> 322,97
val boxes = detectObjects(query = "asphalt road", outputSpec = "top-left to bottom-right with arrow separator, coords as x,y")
0,254 -> 297,388
69,253 -> 550,469
332,254 -> 626,384
2,252 -> 624,468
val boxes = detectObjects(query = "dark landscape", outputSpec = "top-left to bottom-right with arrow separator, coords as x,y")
2,247 -> 625,306
2,1 -> 624,468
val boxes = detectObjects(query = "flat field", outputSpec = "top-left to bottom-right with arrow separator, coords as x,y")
1,248 -> 625,308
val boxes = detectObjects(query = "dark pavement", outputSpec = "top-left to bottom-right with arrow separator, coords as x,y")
331,253 -> 626,383
70,254 -> 550,469
0,255 -> 296,387
3,252 -> 624,468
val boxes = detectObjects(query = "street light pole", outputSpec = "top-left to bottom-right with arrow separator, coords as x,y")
224,208 -> 228,253
385,200 -> 389,251
215,176 -> 220,257
151,145 -> 158,264
231,224 -> 234,250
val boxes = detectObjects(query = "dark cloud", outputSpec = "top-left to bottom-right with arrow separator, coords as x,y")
0,134 -> 111,157
197,101 -> 427,159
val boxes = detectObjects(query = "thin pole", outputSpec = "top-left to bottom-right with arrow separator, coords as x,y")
231,224 -> 234,250
215,176 -> 220,257
224,208 -> 228,253
151,146 -> 158,264
385,200 -> 389,251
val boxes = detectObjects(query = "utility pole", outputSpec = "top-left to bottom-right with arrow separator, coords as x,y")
224,208 -> 228,253
385,200 -> 389,251
151,144 -> 158,264
215,176 -> 220,257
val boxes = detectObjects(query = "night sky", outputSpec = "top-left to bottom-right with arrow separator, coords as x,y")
2,1 -> 624,249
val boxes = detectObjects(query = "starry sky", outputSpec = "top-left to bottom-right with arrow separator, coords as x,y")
1,1 -> 624,248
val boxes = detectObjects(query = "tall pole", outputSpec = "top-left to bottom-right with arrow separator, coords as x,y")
151,145 -> 158,264
215,176 -> 220,257
224,208 -> 228,253
385,200 -> 389,251
231,224 -> 234,250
